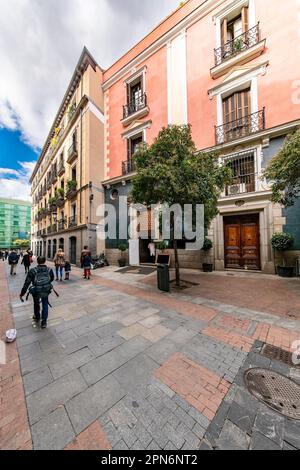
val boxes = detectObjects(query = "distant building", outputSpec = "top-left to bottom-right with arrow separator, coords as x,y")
0,199 -> 31,249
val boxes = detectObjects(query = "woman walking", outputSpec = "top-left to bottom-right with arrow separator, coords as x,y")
53,248 -> 66,282
21,250 -> 31,274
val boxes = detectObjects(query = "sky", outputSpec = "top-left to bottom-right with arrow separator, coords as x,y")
0,0 -> 180,201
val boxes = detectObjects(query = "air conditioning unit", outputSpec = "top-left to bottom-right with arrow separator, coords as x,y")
227,183 -> 246,195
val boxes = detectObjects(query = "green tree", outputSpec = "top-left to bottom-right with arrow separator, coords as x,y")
131,125 -> 231,286
264,128 -> 300,207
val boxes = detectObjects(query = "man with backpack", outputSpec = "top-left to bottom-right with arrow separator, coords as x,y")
8,249 -> 19,276
20,256 -> 54,329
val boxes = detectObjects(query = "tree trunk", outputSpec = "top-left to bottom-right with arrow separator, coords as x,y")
174,240 -> 180,287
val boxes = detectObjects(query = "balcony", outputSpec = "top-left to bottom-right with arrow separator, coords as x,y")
69,215 -> 78,229
215,108 -> 265,145
37,230 -> 42,237
211,24 -> 266,79
57,161 -> 65,176
47,224 -> 57,235
51,169 -> 57,184
122,159 -> 136,176
122,93 -> 149,126
58,218 -> 67,231
68,103 -> 77,122
67,142 -> 78,164
42,184 -> 47,196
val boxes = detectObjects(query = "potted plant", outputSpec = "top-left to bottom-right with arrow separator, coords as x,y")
271,232 -> 294,277
56,188 -> 65,207
48,196 -> 58,211
233,37 -> 244,53
201,237 -> 214,272
157,240 -> 168,252
118,243 -> 128,267
66,180 -> 77,200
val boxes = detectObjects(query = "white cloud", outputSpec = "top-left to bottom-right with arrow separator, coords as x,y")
0,161 -> 36,201
0,0 -> 179,150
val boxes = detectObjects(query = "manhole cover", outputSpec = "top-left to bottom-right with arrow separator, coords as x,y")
244,368 -> 300,420
261,344 -> 300,368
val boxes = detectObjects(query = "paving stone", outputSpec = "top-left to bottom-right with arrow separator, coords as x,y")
132,421 -> 152,448
113,440 -> 129,450
147,440 -> 160,450
177,421 -> 201,448
107,401 -> 137,429
253,406 -> 285,446
131,440 -> 145,450
88,334 -> 125,357
101,421 -> 121,447
66,375 -> 125,434
193,423 -> 206,439
120,313 -> 144,326
227,402 -> 254,434
27,369 -> 87,425
199,440 -> 213,450
215,420 -> 250,450
164,441 -> 178,450
117,336 -> 152,361
23,365 -> 53,396
18,341 -> 42,360
80,349 -> 126,386
141,325 -> 171,343
145,338 -> 179,365
173,394 -> 191,412
250,431 -> 282,450
118,323 -> 149,340
49,347 -> 94,380
139,315 -> 162,328
174,406 -> 196,429
31,407 -> 75,450
188,408 -> 210,429
94,322 -> 125,338
113,354 -> 158,392
62,332 -> 100,355
167,327 -> 197,346
283,420 -> 300,449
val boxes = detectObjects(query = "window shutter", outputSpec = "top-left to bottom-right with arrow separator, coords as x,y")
241,6 -> 249,33
221,18 -> 228,45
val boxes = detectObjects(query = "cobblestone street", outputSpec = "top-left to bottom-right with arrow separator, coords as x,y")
1,261 -> 300,450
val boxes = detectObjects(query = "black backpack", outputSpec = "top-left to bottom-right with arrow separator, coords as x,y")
31,267 -> 52,298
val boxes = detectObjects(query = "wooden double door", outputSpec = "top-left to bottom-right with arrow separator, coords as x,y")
224,214 -> 261,270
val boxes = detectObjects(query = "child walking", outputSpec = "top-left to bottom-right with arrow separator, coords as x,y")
82,253 -> 92,280
64,260 -> 71,280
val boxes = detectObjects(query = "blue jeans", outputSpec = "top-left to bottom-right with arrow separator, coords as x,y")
33,297 -> 49,323
55,265 -> 64,279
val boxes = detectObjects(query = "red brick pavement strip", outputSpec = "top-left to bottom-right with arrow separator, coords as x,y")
65,421 -> 112,450
202,326 -> 254,353
253,324 -> 300,352
0,264 -> 32,450
215,315 -> 251,334
87,275 -> 217,322
155,353 -> 230,421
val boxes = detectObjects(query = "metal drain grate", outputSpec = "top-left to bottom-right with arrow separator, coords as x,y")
261,344 -> 299,368
244,368 -> 300,420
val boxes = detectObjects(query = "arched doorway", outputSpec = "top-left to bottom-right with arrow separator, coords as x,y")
69,237 -> 77,265
52,239 -> 57,259
47,240 -> 52,260
59,238 -> 64,251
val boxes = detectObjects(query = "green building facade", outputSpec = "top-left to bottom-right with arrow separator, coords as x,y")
0,199 -> 31,249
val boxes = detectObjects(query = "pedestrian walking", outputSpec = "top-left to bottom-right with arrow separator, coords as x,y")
20,256 -> 55,329
21,251 -> 31,274
82,253 -> 92,280
64,260 -> 71,280
8,249 -> 19,276
5,250 -> 9,260
53,249 -> 66,281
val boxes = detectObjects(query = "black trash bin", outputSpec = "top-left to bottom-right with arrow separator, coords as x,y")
157,264 -> 170,292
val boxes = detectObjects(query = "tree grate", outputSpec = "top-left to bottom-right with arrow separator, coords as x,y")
244,368 -> 300,420
261,344 -> 299,368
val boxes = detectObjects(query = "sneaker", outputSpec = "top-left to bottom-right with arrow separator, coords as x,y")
41,322 -> 47,329
56,278 -> 59,281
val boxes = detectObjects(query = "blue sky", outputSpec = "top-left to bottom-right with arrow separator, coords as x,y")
0,0 -> 179,201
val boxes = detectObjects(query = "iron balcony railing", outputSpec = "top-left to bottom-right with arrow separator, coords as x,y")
69,215 -> 78,229
57,161 -> 65,175
215,108 -> 265,145
214,23 -> 260,66
67,142 -> 78,162
123,93 -> 147,119
122,159 -> 135,176
58,218 -> 67,231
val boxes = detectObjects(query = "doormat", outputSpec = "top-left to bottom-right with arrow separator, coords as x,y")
116,266 -> 156,275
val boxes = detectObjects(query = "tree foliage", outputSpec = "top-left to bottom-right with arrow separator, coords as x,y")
131,125 -> 231,285
264,128 -> 300,207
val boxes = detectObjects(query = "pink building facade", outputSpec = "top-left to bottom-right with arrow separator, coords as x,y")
101,0 -> 300,272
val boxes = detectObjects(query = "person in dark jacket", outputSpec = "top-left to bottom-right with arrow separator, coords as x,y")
20,256 -> 54,329
21,251 -> 31,274
82,254 -> 92,280
8,250 -> 19,276
80,246 -> 91,268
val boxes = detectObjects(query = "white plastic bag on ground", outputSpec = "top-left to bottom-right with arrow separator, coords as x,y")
5,329 -> 17,343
